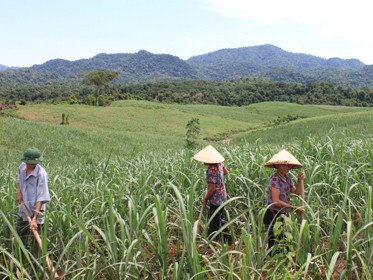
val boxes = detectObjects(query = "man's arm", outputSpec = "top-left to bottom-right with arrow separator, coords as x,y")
29,201 -> 43,231
17,183 -> 23,203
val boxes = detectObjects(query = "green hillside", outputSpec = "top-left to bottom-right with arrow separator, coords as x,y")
173,102 -> 370,123
234,110 -> 373,145
1,101 -> 372,169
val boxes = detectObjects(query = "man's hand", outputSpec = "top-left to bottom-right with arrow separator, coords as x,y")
17,192 -> 23,204
29,219 -> 38,231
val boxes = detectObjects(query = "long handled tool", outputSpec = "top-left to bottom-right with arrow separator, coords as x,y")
195,205 -> 206,251
196,204 -> 206,237
198,205 -> 205,223
20,203 -> 59,279
299,173 -> 305,221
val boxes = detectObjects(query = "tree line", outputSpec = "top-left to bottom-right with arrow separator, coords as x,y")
1,76 -> 372,107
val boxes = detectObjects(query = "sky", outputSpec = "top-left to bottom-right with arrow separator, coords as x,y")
1,0 -> 373,67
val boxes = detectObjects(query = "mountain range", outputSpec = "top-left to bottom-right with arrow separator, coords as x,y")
1,44 -> 373,87
0,64 -> 17,71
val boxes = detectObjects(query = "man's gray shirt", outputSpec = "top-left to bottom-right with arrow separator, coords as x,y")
17,163 -> 50,224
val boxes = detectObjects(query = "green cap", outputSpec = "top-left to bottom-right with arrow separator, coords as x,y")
21,147 -> 43,164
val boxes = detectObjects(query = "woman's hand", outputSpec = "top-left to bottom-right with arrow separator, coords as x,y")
298,172 -> 306,182
295,206 -> 304,215
201,198 -> 208,208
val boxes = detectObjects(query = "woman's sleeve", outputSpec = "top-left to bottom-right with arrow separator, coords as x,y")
206,167 -> 218,184
269,176 -> 281,189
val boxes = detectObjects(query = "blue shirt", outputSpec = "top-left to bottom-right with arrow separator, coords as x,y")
17,163 -> 50,224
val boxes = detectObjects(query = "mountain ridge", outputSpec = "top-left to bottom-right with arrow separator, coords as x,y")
188,44 -> 364,70
1,44 -> 372,87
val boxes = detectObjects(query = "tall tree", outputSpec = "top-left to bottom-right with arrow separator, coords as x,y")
82,70 -> 119,106
185,118 -> 200,148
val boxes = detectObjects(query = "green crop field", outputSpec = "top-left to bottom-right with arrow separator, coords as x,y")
0,101 -> 372,279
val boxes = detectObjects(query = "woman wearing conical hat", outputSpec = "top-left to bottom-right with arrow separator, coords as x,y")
263,149 -> 305,254
194,145 -> 232,244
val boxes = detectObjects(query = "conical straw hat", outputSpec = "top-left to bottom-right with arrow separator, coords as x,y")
264,149 -> 303,169
193,145 -> 225,164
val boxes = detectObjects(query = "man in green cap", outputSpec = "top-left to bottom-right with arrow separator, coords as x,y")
16,147 -> 51,251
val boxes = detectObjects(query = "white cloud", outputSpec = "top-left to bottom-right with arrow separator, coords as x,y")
204,0 -> 373,64
205,0 -> 371,24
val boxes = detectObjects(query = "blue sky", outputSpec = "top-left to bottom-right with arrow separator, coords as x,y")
1,0 -> 372,67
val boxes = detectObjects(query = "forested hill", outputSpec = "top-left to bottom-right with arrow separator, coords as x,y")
188,44 -> 364,71
1,44 -> 373,87
187,45 -> 368,82
30,50 -> 201,82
